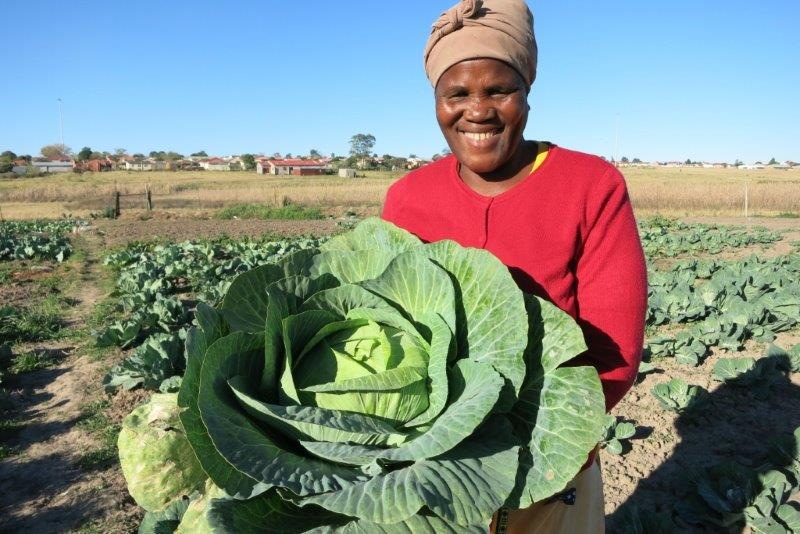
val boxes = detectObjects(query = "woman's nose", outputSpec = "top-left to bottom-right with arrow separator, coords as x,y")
463,96 -> 495,122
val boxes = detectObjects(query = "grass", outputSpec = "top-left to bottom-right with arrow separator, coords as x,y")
76,400 -> 119,470
0,444 -> 20,460
0,295 -> 64,343
8,350 -> 57,374
0,264 -> 12,284
215,202 -> 325,220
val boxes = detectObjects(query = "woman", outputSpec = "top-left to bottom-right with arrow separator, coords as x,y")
381,1 -> 648,532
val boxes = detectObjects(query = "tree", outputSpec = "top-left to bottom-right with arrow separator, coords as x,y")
309,149 -> 321,159
133,153 -> 145,159
408,153 -> 418,159
1,150 -> 16,161
41,144 -> 71,159
190,150 -> 208,157
685,158 -> 692,165
77,146 -> 93,161
734,159 -> 743,167
285,153 -> 293,159
632,158 -> 642,164
441,147 -> 452,156
768,157 -> 778,165
621,156 -> 629,164
349,134 -> 376,158
241,153 -> 256,171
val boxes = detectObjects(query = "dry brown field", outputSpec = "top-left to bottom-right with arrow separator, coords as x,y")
0,165 -> 798,220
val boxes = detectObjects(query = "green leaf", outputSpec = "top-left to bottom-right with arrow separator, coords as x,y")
278,309 -> 341,405
309,249 -> 398,284
139,496 -> 192,534
525,295 -> 588,375
195,302 -> 229,343
179,332 -> 270,500
302,427 -> 519,526
425,241 -> 528,397
220,263 -> 286,332
228,375 -> 408,447
651,379 -> 708,413
321,217 -> 421,255
300,284 -> 398,319
207,490 -> 350,533
404,312 -> 451,427
300,366 -> 426,393
300,359 -> 502,466
361,250 -> 456,337
605,439 -> 623,455
328,513 -> 489,533
196,332 -> 365,497
508,366 -> 605,508
615,422 -> 636,440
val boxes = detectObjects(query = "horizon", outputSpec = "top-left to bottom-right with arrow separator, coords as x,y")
1,1 -> 798,163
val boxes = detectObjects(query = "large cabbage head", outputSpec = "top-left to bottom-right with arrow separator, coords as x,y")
118,393 -> 206,512
175,218 -> 605,532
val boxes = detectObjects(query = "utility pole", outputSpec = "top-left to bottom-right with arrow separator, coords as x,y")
57,98 -> 65,151
613,113 -> 620,166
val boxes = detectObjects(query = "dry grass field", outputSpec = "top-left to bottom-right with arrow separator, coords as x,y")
0,165 -> 798,220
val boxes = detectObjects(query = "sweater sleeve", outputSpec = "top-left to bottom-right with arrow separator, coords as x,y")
572,168 -> 648,411
381,181 -> 404,225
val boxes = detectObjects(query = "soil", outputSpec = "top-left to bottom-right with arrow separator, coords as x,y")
93,218 -> 340,247
602,216 -> 800,530
0,232 -> 141,533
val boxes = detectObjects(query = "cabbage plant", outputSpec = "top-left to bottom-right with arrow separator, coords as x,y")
165,218 -> 604,532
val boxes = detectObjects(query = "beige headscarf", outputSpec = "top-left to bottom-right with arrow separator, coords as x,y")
423,0 -> 537,89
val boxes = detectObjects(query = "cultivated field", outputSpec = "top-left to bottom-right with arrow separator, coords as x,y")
0,166 -> 799,220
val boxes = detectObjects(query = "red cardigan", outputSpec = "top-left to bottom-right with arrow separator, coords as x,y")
381,146 -> 647,411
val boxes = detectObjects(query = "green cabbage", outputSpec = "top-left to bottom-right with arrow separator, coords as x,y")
118,393 -> 206,512
128,218 -> 605,531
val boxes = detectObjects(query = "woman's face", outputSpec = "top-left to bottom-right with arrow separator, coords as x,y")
435,58 -> 529,175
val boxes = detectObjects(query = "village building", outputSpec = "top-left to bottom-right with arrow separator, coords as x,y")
125,159 -> 155,171
257,158 -> 327,175
30,158 -> 73,173
200,157 -> 232,171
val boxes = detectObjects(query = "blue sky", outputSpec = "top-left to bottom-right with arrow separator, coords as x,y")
1,1 -> 797,163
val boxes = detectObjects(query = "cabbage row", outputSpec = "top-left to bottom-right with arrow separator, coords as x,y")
118,218 -> 605,532
645,255 -> 800,365
0,219 -> 85,262
638,216 -> 782,258
100,236 -> 326,392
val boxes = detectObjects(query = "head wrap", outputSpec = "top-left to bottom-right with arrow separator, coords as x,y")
423,0 -> 537,89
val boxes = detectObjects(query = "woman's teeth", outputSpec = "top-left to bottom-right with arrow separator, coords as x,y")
462,131 -> 497,141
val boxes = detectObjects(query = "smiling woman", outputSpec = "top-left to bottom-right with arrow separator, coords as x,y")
381,1 -> 649,533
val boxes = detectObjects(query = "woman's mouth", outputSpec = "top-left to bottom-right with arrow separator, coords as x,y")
459,129 -> 501,141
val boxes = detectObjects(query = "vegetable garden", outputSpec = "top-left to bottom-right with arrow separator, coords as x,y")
1,215 -> 799,532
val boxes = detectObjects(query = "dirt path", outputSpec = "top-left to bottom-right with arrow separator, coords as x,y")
0,230 -> 139,533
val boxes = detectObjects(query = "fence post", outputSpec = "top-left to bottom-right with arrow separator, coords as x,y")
114,191 -> 121,218
744,181 -> 749,219
146,185 -> 152,211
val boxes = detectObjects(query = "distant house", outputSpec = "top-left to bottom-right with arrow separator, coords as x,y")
31,159 -> 73,173
200,157 -> 232,171
405,157 -> 428,170
79,159 -> 113,172
257,158 -> 327,176
125,159 -> 154,171
338,168 -> 356,178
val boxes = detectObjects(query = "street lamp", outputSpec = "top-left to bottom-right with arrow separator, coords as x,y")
57,98 -> 64,152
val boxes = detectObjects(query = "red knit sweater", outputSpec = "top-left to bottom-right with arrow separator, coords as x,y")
381,146 -> 648,411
